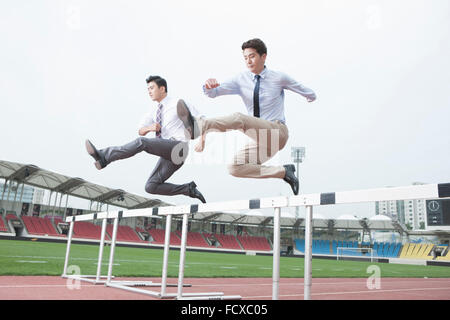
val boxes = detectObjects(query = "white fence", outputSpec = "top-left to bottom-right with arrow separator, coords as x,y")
61,182 -> 450,300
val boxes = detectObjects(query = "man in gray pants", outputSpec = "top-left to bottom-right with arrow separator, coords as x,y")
85,75 -> 206,203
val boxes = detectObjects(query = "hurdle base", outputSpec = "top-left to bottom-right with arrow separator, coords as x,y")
105,281 -> 193,299
105,281 -> 236,300
106,282 -> 163,298
107,280 -> 191,288
62,274 -> 114,284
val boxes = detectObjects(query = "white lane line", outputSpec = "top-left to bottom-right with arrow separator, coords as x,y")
242,286 -> 450,299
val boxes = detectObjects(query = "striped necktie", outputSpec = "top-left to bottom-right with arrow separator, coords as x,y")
253,75 -> 261,117
155,103 -> 163,138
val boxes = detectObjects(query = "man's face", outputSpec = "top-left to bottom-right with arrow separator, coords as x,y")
147,81 -> 165,102
243,48 -> 266,74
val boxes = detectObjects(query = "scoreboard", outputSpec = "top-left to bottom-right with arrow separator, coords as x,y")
426,199 -> 450,226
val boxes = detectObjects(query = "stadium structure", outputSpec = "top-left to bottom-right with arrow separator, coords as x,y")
1,159 -> 450,265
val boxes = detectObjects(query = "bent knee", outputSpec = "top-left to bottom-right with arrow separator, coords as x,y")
134,137 -> 147,150
227,164 -> 242,177
145,182 -> 159,194
232,112 -> 245,120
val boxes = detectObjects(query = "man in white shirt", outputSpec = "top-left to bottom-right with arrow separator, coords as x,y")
177,38 -> 316,195
85,75 -> 206,203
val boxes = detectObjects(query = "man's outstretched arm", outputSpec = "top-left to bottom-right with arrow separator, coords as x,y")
281,73 -> 316,102
202,77 -> 240,98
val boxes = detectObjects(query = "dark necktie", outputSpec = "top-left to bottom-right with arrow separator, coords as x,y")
253,75 -> 261,118
155,103 -> 163,138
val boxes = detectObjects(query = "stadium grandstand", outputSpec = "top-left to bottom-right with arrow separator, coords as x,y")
1,160 -> 450,263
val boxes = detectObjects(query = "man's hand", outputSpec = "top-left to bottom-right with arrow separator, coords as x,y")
138,123 -> 161,136
205,78 -> 220,89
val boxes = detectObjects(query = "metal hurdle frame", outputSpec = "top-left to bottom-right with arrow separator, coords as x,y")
62,209 -> 192,297
62,212 -> 113,284
62,182 -> 450,300
103,211 -> 195,298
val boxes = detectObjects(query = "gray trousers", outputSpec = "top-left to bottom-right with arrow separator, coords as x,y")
101,137 -> 190,196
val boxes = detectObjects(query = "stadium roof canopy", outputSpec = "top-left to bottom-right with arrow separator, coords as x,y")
0,160 -> 408,234
0,160 -> 170,210
187,209 -> 408,233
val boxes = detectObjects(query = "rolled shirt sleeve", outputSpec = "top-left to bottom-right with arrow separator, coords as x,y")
138,111 -> 155,130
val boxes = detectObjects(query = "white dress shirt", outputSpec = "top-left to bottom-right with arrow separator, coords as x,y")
203,66 -> 316,124
138,96 -> 201,142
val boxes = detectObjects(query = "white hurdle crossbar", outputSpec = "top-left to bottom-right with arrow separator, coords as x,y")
63,182 -> 450,300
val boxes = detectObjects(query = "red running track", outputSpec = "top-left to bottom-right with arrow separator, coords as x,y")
0,276 -> 449,300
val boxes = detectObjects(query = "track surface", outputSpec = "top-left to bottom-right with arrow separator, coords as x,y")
1,276 -> 449,300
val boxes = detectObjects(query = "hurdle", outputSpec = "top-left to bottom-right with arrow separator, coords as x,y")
62,212 -> 113,284
63,182 -> 450,300
103,212 -> 194,298
62,209 -> 192,297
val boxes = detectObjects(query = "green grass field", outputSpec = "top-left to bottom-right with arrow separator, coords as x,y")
0,239 -> 449,278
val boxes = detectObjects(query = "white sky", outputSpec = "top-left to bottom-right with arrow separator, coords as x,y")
1,0 -> 449,218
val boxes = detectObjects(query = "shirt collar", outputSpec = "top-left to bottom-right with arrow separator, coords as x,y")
252,66 -> 267,80
159,95 -> 170,106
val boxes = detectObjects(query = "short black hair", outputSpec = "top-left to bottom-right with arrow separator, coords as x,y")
145,75 -> 168,93
241,38 -> 267,56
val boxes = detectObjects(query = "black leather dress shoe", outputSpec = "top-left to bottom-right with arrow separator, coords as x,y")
85,139 -> 107,170
188,181 -> 206,203
283,164 -> 299,195
177,99 -> 200,139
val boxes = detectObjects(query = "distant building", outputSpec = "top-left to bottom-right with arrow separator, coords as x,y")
32,188 -> 45,204
375,182 -> 426,230
0,183 -> 44,204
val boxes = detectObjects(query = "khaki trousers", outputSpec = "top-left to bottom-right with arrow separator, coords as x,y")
200,112 -> 289,179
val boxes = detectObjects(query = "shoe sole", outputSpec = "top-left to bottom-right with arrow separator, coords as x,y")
94,161 -> 103,170
85,140 -> 99,160
177,99 -> 199,139
86,140 -> 105,170
294,181 -> 299,195
177,100 -> 194,139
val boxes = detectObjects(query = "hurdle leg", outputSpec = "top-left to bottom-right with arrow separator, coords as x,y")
62,220 -> 74,277
106,217 -> 119,283
304,205 -> 313,300
95,218 -> 107,283
272,207 -> 281,300
160,215 -> 172,297
177,213 -> 189,299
